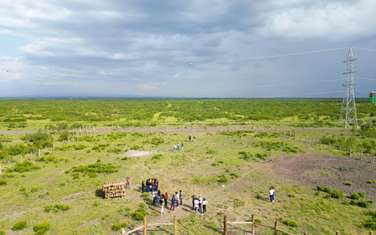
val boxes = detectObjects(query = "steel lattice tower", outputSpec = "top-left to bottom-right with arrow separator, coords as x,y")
341,48 -> 358,128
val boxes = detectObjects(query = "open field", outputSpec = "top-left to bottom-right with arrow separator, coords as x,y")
0,99 -> 375,234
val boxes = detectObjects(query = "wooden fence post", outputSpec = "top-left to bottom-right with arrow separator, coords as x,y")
143,216 -> 147,235
274,220 -> 278,235
304,232 -> 307,235
368,232 -> 372,235
223,215 -> 227,235
251,214 -> 255,235
173,215 -> 177,235
335,231 -> 339,235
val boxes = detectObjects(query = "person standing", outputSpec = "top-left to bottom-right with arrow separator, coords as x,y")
164,192 -> 168,208
198,195 -> 203,213
193,197 -> 199,213
202,198 -> 207,214
269,186 -> 276,203
160,197 -> 165,214
179,190 -> 183,206
175,192 -> 180,208
171,194 -> 176,210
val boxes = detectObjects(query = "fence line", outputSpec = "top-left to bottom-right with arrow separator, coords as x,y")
123,214 -> 374,235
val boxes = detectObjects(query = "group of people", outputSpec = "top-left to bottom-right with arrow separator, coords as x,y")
154,190 -> 184,214
191,195 -> 207,214
141,178 -> 159,193
172,143 -> 184,151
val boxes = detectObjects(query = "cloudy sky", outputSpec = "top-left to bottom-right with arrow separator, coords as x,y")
1,0 -> 376,98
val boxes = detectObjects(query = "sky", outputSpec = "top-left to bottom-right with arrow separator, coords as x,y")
0,0 -> 376,98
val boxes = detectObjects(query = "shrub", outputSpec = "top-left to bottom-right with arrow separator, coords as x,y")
12,220 -> 27,230
343,181 -> 352,186
367,180 -> 376,184
67,162 -> 119,177
44,204 -> 70,213
282,219 -> 298,227
316,186 -> 343,199
37,156 -> 61,164
33,221 -> 50,235
349,192 -> 365,200
238,151 -> 267,161
7,161 -> 40,173
0,180 -> 7,186
131,203 -> 147,221
22,132 -> 52,149
350,200 -> 371,208
364,211 -> 376,230
111,223 -> 127,231
216,174 -> 228,183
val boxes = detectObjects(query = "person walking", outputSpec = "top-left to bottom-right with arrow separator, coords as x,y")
269,186 -> 276,203
202,198 -> 207,214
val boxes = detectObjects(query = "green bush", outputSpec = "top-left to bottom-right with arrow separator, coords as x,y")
67,162 -> 119,177
44,204 -> 70,213
7,161 -> 40,173
349,192 -> 365,200
0,180 -> 6,186
364,211 -> 376,230
22,132 -> 52,149
33,221 -> 50,235
282,219 -> 298,227
216,174 -> 228,183
238,151 -> 267,161
316,186 -> 343,199
350,200 -> 371,208
12,220 -> 27,230
111,223 -> 127,231
131,203 -> 147,221
343,181 -> 352,186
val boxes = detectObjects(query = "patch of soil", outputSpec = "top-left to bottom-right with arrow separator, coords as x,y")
271,155 -> 376,203
125,150 -> 154,158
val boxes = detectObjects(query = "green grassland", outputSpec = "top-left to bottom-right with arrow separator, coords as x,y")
0,99 -> 375,234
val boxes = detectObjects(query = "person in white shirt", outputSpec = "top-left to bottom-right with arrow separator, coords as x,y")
269,186 -> 276,203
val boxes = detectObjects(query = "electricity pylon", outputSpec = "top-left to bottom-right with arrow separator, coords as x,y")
341,48 -> 358,128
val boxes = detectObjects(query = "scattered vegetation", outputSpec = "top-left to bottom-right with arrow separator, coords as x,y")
282,219 -> 298,227
33,221 -> 50,235
316,186 -> 343,199
7,161 -> 40,173
66,162 -> 119,178
11,221 -> 27,231
44,204 -> 70,213
131,203 -> 147,221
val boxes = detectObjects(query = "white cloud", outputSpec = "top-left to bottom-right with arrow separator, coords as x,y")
259,0 -> 376,39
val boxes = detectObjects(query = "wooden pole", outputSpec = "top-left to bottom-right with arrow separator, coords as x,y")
335,231 -> 339,235
223,215 -> 227,235
304,232 -> 307,235
173,215 -> 177,235
143,216 -> 147,235
368,232 -> 372,235
274,220 -> 278,235
251,214 -> 255,235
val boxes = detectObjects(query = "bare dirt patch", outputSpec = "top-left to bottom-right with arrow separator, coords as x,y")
125,150 -> 155,158
271,155 -> 376,203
